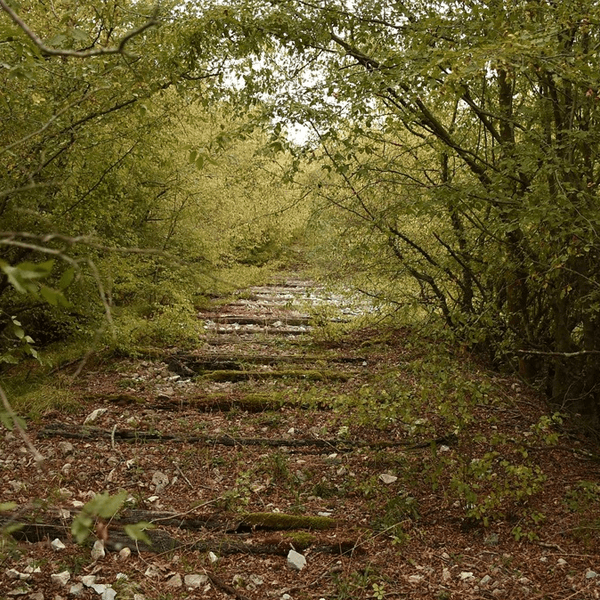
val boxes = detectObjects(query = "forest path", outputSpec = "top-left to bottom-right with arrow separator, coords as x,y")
2,277 -> 600,599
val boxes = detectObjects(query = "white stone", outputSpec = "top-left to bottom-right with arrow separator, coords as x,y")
118,547 -> 131,560
151,471 -> 169,493
83,408 -> 108,424
459,571 -> 474,581
6,569 -> 21,580
58,441 -> 74,455
442,568 -> 451,582
379,473 -> 397,484
208,552 -> 219,564
29,593 -> 44,600
165,573 -> 182,588
144,566 -> 161,579
91,540 -> 105,561
69,583 -> 84,596
81,575 -> 96,587
586,570 -> 598,579
116,573 -> 128,580
557,558 -> 568,566
480,575 -> 492,586
50,571 -> 71,586
408,575 -> 423,583
287,549 -> 306,571
184,574 -> 208,588
51,538 -> 66,551
98,585 -> 116,600
6,588 -> 28,596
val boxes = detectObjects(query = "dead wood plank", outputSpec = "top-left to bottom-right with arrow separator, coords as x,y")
204,314 -> 313,326
197,369 -> 352,383
37,424 -> 457,450
0,514 -> 355,557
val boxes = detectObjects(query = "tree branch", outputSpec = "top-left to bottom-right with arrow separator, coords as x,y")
0,0 -> 158,58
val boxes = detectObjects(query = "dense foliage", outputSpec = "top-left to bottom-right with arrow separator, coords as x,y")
3,0 -> 600,429
0,0 -> 307,356
183,0 -> 600,426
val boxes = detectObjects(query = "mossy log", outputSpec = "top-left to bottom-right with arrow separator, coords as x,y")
170,393 -> 285,412
239,512 -> 336,530
0,513 -> 354,556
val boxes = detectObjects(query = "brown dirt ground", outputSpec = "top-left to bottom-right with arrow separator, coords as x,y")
2,280 -> 600,600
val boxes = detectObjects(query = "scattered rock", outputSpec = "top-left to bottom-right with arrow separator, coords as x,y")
459,572 -> 474,581
81,576 -> 97,587
9,480 -> 24,492
6,588 -> 29,597
287,549 -> 306,571
144,566 -> 161,579
232,574 -> 245,587
118,547 -> 131,560
29,593 -> 44,600
91,540 -> 105,561
184,574 -> 208,588
408,575 -> 424,583
69,583 -> 84,597
165,573 -> 182,588
480,575 -> 492,586
208,552 -> 219,564
249,574 -> 264,585
442,568 -> 451,582
557,558 -> 568,566
586,570 -> 598,579
379,473 -> 397,484
83,408 -> 108,424
151,470 -> 169,493
50,571 -> 71,586
57,441 -> 74,456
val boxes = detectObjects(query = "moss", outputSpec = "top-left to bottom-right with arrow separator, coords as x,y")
282,531 -> 317,549
188,393 -> 285,412
240,512 -> 336,530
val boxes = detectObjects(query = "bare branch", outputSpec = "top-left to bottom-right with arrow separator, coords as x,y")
0,0 -> 158,58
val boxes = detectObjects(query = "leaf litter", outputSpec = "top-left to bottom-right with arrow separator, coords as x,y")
1,278 -> 600,600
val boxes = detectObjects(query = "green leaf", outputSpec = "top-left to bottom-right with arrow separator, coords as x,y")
59,267 -> 75,290
0,502 -> 17,512
71,513 -> 93,544
40,286 -> 59,306
124,521 -> 155,546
